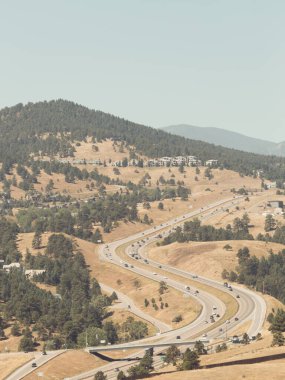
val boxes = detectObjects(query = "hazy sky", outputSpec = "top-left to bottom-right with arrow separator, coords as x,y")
1,0 -> 285,142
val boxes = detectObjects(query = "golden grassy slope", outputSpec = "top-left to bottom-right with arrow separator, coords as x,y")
148,240 -> 285,282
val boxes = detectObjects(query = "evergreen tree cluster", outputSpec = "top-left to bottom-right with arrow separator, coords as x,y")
225,247 -> 285,304
161,216 -> 253,245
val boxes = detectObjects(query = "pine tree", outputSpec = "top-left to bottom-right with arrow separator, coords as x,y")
32,230 -> 42,249
94,371 -> 107,380
269,309 -> 285,332
179,348 -> 200,370
265,214 -> 276,232
165,345 -> 181,365
272,331 -> 285,346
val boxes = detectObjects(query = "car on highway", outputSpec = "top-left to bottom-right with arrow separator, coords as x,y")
234,317 -> 239,321
202,333 -> 207,338
31,362 -> 37,368
152,272 -> 157,275
176,335 -> 181,339
236,294 -> 240,298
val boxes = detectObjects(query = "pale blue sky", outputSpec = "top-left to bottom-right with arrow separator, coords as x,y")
1,0 -> 285,141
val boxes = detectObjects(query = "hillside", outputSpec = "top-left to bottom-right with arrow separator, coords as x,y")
0,100 -> 285,182
162,124 -> 285,157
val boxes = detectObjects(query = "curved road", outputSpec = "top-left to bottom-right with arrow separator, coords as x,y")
68,195 -> 266,380
8,195 -> 267,380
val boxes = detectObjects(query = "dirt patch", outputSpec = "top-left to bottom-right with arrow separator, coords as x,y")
0,353 -> 33,380
148,240 -> 284,282
23,350 -> 105,380
74,237 -> 200,328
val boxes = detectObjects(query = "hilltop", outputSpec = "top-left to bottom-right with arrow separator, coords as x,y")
0,100 -> 285,182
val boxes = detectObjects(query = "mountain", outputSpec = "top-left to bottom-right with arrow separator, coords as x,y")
1,100 -> 285,182
161,125 -> 285,157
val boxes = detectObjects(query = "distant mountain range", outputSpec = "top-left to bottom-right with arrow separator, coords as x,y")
161,125 -> 285,157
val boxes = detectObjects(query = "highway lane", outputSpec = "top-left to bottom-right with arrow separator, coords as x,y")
5,350 -> 66,380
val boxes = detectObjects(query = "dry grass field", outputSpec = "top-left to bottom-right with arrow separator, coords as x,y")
23,350 -> 105,380
148,240 -> 285,282
96,161 -> 261,191
150,359 -> 285,380
0,353 -> 33,380
71,138 -> 135,162
0,331 -> 22,353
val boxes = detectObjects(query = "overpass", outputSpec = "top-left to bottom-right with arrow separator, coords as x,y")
85,339 -> 209,353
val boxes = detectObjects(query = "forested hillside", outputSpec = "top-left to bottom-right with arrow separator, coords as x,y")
0,100 -> 285,182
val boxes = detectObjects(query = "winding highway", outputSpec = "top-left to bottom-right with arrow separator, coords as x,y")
8,195 -> 267,380
68,195 -> 267,380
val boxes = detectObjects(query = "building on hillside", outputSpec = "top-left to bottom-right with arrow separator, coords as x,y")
146,159 -> 159,167
267,200 -> 284,209
205,159 -> 218,167
265,182 -> 277,189
25,269 -> 46,279
128,159 -> 139,166
187,156 -> 200,166
3,263 -> 21,272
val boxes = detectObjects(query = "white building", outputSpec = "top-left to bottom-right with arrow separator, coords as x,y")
25,269 -> 46,279
205,159 -> 218,167
3,263 -> 21,272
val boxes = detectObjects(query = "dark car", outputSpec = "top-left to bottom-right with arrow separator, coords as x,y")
31,362 -> 37,368
176,335 -> 181,339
